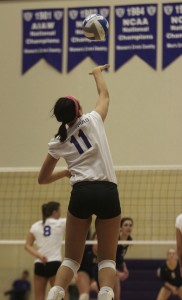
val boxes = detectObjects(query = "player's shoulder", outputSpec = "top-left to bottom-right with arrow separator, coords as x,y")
30,220 -> 43,233
176,214 -> 182,222
48,136 -> 60,147
175,214 -> 182,228
157,262 -> 166,272
57,217 -> 66,226
79,111 -> 101,122
49,217 -> 66,228
46,217 -> 66,224
31,220 -> 42,228
89,110 -> 102,120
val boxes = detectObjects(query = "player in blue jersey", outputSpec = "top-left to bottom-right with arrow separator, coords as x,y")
38,64 -> 121,300
4,270 -> 31,300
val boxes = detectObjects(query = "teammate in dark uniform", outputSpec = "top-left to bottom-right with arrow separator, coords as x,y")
76,232 -> 98,300
115,217 -> 133,300
156,248 -> 182,300
76,218 -> 133,300
176,214 -> 182,277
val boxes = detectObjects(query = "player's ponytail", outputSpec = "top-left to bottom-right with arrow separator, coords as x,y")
57,122 -> 67,142
53,96 -> 80,142
42,203 -> 48,224
41,201 -> 60,224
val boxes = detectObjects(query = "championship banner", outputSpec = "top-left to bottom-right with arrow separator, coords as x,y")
67,7 -> 110,73
115,4 -> 157,71
163,3 -> 182,69
22,9 -> 64,74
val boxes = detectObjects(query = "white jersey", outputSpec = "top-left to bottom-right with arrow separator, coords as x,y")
48,111 -> 117,185
175,214 -> 182,232
30,217 -> 66,263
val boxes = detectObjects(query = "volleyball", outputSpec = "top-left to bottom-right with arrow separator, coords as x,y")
82,14 -> 109,41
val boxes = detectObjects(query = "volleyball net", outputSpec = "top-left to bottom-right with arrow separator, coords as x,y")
0,165 -> 182,245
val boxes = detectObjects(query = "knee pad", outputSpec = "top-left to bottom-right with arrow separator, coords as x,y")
61,258 -> 80,275
79,293 -> 89,300
98,260 -> 116,271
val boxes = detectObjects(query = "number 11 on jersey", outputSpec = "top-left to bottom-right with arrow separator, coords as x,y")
70,129 -> 92,154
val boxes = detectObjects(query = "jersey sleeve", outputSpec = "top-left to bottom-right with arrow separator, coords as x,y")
60,218 -> 66,229
91,110 -> 103,122
175,214 -> 182,232
29,223 -> 35,234
157,266 -> 164,280
29,221 -> 41,235
48,137 -> 61,160
157,264 -> 168,282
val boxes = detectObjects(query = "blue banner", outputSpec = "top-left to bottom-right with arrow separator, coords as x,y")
115,4 -> 157,71
22,9 -> 64,74
163,3 -> 182,69
67,7 -> 110,73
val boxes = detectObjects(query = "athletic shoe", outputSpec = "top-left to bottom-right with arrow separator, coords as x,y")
47,287 -> 65,300
98,290 -> 114,300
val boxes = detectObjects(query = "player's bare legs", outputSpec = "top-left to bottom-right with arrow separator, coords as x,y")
113,274 -> 121,300
76,271 -> 91,300
47,212 -> 92,300
178,286 -> 182,299
156,287 -> 172,300
96,214 -> 121,300
34,275 -> 47,300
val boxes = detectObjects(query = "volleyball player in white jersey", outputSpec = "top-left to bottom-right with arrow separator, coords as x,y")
38,64 -> 121,300
175,214 -> 182,277
24,201 -> 66,300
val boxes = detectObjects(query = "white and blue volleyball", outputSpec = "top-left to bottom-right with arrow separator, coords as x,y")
82,14 -> 109,41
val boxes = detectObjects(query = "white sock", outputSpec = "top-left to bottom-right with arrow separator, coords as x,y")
54,286 -> 64,292
99,287 -> 113,294
98,287 -> 114,300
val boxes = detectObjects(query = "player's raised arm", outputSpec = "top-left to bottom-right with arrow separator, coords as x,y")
89,64 -> 110,121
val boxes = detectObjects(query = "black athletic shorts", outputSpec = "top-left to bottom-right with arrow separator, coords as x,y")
68,181 -> 121,219
79,264 -> 99,282
34,261 -> 61,278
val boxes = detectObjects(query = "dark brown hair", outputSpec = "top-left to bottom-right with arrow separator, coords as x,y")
53,96 -> 80,142
120,217 -> 133,227
41,201 -> 60,224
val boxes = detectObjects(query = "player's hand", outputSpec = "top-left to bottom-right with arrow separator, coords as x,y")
122,262 -> 128,272
63,169 -> 71,178
89,64 -> 110,75
117,270 -> 129,281
171,286 -> 178,295
38,255 -> 48,263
